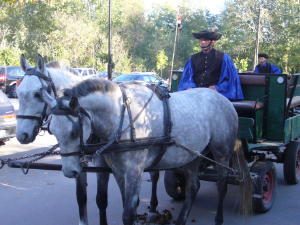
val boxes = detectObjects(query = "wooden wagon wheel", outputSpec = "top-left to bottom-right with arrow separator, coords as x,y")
251,161 -> 277,213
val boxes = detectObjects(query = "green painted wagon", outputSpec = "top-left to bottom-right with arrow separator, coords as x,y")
165,71 -> 300,213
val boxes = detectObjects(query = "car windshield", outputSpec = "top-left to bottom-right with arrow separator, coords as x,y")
0,67 -> 24,77
7,67 -> 24,77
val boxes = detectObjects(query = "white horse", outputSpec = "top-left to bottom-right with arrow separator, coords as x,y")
16,55 -> 108,225
41,78 -> 252,225
16,55 -> 161,225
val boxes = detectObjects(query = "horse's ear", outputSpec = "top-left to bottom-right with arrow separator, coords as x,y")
37,54 -> 46,73
69,97 -> 79,110
20,54 -> 31,72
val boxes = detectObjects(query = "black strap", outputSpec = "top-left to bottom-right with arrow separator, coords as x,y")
25,69 -> 51,81
149,96 -> 172,168
120,86 -> 136,141
16,115 -> 42,121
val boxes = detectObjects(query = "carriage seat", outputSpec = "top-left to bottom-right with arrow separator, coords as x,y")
232,74 -> 266,117
232,101 -> 264,117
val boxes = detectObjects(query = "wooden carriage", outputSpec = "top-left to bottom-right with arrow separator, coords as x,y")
166,71 -> 300,212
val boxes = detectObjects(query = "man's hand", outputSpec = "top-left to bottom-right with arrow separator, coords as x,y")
208,85 -> 217,91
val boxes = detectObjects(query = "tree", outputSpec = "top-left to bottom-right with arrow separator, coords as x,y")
156,50 -> 168,76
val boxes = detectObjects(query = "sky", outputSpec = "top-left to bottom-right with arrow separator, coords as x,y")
144,0 -> 226,14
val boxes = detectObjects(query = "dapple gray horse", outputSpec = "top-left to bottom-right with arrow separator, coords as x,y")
41,78 -> 252,225
16,55 -> 107,225
16,55 -> 160,225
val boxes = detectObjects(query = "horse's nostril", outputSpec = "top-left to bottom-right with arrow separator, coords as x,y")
23,133 -> 29,140
71,170 -> 79,177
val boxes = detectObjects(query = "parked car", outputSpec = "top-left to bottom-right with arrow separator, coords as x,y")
94,71 -> 122,80
0,90 -> 16,143
0,66 -> 25,98
112,72 -> 168,87
72,68 -> 97,77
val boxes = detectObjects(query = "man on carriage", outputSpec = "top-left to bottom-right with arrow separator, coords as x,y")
254,53 -> 281,74
178,29 -> 244,100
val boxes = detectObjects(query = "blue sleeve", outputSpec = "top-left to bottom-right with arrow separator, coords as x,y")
215,54 -> 244,100
254,66 -> 259,73
270,64 -> 281,74
178,57 -> 197,91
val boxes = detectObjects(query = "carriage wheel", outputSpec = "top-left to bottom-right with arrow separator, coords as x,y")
164,170 -> 185,201
251,161 -> 277,213
284,141 -> 300,184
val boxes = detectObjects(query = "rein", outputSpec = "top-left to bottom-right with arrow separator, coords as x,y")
16,68 -> 57,128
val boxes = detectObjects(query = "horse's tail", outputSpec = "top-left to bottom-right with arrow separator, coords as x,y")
232,139 -> 253,216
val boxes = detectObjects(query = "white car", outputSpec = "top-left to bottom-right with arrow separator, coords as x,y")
73,68 -> 97,77
113,72 -> 168,88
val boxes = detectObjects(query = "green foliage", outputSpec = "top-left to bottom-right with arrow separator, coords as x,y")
234,57 -> 250,72
0,0 -> 298,75
0,48 -> 21,65
156,50 -> 168,76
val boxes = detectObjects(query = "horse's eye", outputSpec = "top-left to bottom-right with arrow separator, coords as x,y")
70,130 -> 78,139
34,92 -> 41,98
70,123 -> 79,139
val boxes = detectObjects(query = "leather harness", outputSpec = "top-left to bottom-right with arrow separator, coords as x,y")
52,83 -> 173,168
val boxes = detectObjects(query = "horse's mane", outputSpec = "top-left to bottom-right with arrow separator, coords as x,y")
63,79 -> 117,97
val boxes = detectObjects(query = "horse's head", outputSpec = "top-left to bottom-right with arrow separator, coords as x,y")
16,54 -> 60,143
42,89 -> 92,178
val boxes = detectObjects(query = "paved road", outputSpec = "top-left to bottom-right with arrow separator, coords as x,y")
1,134 -> 300,225
1,98 -> 300,224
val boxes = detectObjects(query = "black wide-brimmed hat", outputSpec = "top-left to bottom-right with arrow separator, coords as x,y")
258,53 -> 269,59
192,30 -> 222,40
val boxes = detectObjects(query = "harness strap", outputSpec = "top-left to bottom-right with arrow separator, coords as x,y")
94,84 -> 155,156
143,84 -> 172,168
16,115 -> 42,121
61,151 -> 82,157
17,102 -> 48,129
120,86 -> 136,141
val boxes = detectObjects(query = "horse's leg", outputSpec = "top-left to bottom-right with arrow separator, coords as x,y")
149,171 -> 159,212
214,160 -> 229,225
76,172 -> 88,225
176,160 -> 200,225
114,169 -> 142,225
96,172 -> 110,225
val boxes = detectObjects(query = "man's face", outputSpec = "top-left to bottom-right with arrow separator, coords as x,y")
199,38 -> 215,51
258,57 -> 267,64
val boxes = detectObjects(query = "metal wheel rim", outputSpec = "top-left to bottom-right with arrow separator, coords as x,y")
262,171 -> 273,205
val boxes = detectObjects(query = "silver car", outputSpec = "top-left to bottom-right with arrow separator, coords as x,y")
0,90 -> 16,143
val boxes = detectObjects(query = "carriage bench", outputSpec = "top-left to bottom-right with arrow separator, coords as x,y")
232,74 -> 266,117
233,74 -> 267,142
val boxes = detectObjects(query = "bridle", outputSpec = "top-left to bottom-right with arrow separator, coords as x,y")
49,97 -> 91,158
16,68 -> 57,129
